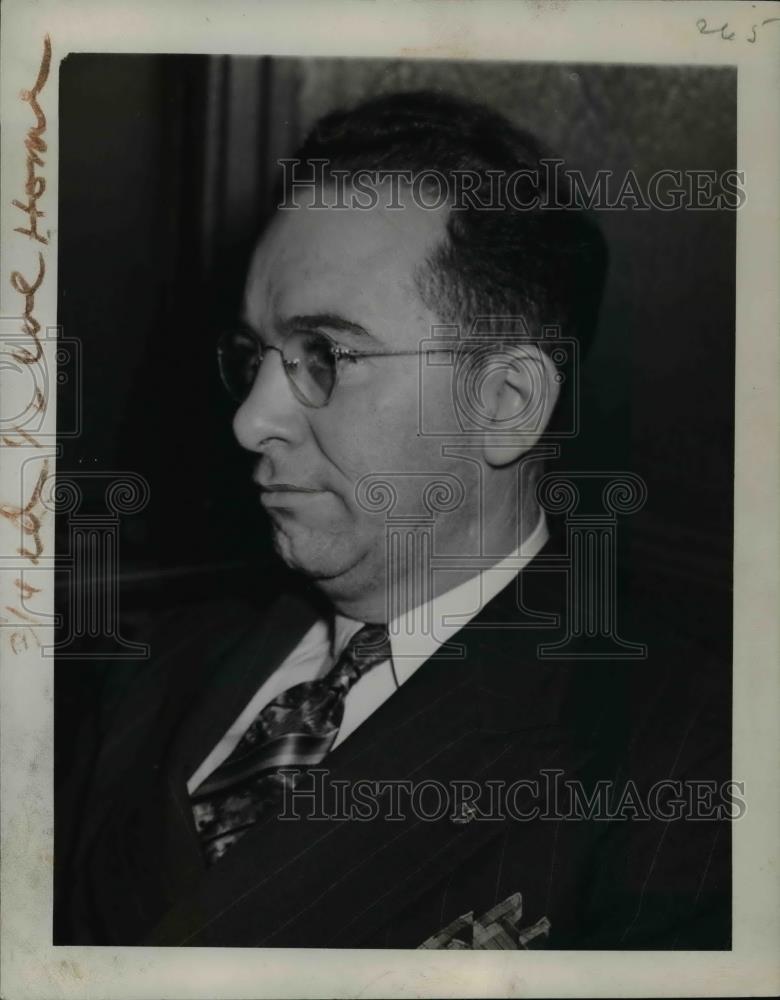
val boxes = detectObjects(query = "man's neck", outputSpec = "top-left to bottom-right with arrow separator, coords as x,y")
324,496 -> 546,624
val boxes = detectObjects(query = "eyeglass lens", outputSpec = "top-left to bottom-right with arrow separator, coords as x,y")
218,328 -> 337,407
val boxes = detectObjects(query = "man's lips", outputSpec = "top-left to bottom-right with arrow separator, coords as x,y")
257,482 -> 327,509
258,482 -> 322,494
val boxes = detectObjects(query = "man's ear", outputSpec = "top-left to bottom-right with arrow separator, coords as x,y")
479,345 -> 561,467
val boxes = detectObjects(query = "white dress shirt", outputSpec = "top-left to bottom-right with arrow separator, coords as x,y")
187,514 -> 548,794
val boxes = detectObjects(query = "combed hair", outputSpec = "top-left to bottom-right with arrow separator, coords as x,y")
291,90 -> 608,363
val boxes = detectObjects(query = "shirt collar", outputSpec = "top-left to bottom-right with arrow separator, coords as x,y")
333,513 -> 549,686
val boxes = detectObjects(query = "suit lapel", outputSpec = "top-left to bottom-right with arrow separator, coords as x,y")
146,646 -> 502,946
76,589 -> 323,943
158,590 -> 324,904
145,550 -> 582,948
167,590 -> 323,780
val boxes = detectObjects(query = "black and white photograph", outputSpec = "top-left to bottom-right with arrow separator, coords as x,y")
1,2 -> 778,997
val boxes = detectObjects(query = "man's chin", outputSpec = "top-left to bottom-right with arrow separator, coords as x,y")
271,522 -> 370,584
271,521 -> 387,620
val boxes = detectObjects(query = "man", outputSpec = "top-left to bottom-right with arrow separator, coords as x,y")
57,91 -> 730,949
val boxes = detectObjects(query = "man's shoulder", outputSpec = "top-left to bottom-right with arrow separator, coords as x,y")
472,558 -> 729,768
102,587 -> 319,720
128,584 -> 321,665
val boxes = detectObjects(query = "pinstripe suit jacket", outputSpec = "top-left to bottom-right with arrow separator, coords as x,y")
56,548 -> 730,948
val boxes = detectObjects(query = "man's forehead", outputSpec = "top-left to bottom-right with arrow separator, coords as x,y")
243,185 -> 449,329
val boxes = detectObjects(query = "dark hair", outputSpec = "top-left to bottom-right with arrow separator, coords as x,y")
291,89 -> 608,364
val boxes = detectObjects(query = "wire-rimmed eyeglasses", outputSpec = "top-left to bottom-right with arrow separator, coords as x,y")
217,325 -> 496,409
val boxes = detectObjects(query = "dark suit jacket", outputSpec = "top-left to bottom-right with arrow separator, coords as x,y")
55,544 -> 730,948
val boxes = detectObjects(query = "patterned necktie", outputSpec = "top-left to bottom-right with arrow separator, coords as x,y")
190,622 -> 391,865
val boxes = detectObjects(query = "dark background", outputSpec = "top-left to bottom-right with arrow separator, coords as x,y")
55,56 -> 735,776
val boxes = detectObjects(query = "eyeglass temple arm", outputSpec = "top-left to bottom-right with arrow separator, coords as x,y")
348,341 -> 531,359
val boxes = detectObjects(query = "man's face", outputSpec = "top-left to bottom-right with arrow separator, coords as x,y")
235,187 -> 476,615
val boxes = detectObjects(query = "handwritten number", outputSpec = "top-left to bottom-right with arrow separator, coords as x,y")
697,14 -> 780,43
696,19 -> 733,40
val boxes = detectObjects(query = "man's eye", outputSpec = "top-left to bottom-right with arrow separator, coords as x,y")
238,331 -> 265,357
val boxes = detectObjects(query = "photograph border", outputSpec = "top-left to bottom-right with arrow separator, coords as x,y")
1,1 -> 778,997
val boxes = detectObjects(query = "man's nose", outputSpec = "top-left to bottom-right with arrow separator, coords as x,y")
232,348 -> 302,452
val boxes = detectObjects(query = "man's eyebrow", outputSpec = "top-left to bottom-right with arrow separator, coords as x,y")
279,313 -> 373,339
